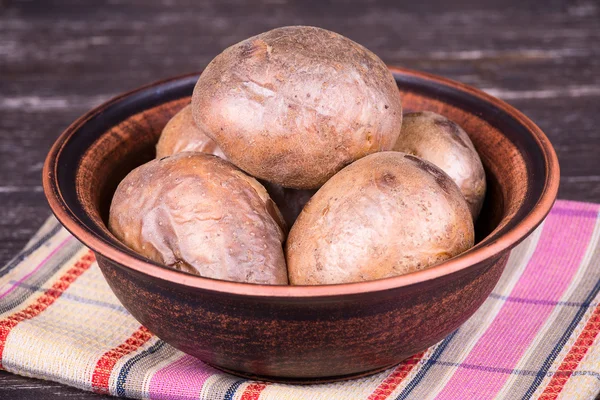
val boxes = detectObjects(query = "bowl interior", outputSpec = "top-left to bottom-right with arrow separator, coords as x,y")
49,69 -> 553,291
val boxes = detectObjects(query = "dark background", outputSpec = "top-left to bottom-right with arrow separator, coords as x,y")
1,0 -> 599,398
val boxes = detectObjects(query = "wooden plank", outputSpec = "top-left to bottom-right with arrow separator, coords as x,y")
0,371 -> 111,399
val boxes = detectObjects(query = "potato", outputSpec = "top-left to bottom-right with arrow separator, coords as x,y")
155,104 -> 314,227
156,104 -> 226,159
394,111 -> 486,219
191,26 -> 403,189
286,152 -> 474,285
109,152 -> 288,285
262,181 -> 316,227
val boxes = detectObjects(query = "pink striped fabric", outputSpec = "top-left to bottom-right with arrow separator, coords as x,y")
436,203 -> 600,399
149,355 -> 217,399
1,200 -> 600,399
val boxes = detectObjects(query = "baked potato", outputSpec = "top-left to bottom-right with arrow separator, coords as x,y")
192,26 -> 403,189
394,111 -> 486,219
156,104 -> 226,159
109,152 -> 288,284
286,151 -> 474,285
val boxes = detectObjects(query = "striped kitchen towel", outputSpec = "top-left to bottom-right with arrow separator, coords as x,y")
1,199 -> 600,399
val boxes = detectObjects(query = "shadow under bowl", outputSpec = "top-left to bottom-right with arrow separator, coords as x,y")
43,67 -> 559,383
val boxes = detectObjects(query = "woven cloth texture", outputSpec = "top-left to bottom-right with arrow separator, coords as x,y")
1,199 -> 600,399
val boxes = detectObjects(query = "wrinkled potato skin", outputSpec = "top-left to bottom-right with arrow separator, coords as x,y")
286,152 -> 474,285
192,26 -> 403,189
262,181 -> 316,227
109,152 -> 288,285
394,111 -> 486,219
155,106 -> 313,227
156,104 -> 226,159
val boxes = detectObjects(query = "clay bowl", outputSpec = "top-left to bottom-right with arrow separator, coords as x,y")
43,67 -> 559,383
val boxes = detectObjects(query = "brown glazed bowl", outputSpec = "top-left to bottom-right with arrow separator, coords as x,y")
43,67 -> 559,383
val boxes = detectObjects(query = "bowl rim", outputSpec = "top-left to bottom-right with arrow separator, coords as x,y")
43,66 -> 560,298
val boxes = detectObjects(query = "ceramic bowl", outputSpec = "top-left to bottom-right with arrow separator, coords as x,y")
43,67 -> 559,383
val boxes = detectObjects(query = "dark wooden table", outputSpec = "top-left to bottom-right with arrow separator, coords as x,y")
1,0 -> 599,398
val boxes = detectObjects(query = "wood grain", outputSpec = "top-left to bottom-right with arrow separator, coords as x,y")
0,0 -> 598,397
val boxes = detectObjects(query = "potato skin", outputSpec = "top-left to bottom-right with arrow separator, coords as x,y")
156,104 -> 226,159
155,104 -> 313,227
394,111 -> 486,219
192,26 -> 403,189
109,152 -> 288,285
286,152 -> 474,285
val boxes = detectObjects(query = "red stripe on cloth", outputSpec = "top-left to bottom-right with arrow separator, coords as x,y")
367,352 -> 425,400
0,250 -> 95,369
538,304 -> 600,399
91,325 -> 153,394
240,382 -> 268,400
